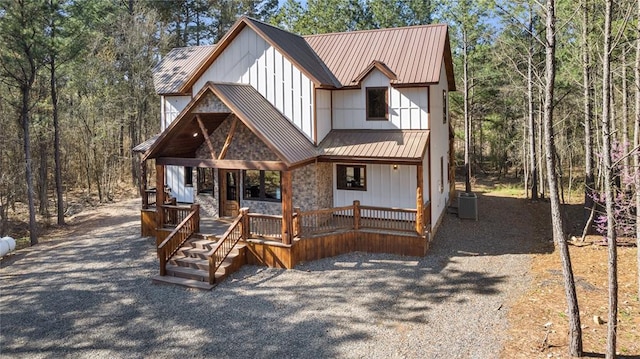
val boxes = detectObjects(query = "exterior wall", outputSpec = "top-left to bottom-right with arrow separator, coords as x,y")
161,95 -> 191,130
292,162 -> 333,212
427,59 -> 451,228
196,168 -> 219,218
192,27 -> 315,141
162,95 -> 193,203
194,115 -> 281,216
195,115 -> 279,161
332,70 -> 429,130
333,163 -> 417,209
316,89 -> 331,143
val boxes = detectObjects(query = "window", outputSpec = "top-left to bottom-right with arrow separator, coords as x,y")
442,90 -> 448,124
243,170 -> 281,202
337,165 -> 366,190
366,87 -> 388,121
197,168 -> 214,195
184,167 -> 193,186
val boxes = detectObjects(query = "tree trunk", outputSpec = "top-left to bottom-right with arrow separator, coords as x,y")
602,1 -> 618,357
635,0 -> 640,300
583,0 -> 595,231
38,137 -> 48,216
21,85 -> 38,246
463,28 -> 472,193
51,45 -> 65,225
543,0 -> 582,355
528,5 -> 538,200
622,47 -> 630,178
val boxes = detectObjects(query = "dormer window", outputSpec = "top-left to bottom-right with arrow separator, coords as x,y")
366,87 -> 388,121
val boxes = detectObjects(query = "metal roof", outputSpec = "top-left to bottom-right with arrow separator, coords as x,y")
319,130 -> 429,163
144,82 -> 318,168
133,133 -> 160,153
153,45 -> 215,95
305,24 -> 455,90
209,82 -> 318,167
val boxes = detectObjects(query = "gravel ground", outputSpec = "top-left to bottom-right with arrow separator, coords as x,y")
0,193 -> 548,358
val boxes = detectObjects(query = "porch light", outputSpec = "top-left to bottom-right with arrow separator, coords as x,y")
392,164 -> 399,171
193,132 -> 198,137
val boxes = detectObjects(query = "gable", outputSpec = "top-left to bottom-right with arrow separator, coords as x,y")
183,17 -> 339,93
305,24 -> 455,90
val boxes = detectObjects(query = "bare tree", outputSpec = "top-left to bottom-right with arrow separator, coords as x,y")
583,0 -> 595,230
542,0 -> 583,355
601,1 -> 618,357
635,0 -> 640,301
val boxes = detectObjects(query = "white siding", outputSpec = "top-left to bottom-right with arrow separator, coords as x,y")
166,166 -> 194,203
316,89 -> 331,143
332,70 -> 429,130
192,27 -> 315,141
333,163 -> 417,209
161,95 -> 191,130
427,59 -> 451,227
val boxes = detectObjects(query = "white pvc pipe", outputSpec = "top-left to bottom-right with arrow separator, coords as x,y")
0,237 -> 16,256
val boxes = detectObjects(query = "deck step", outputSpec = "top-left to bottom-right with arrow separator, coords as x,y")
152,275 -> 216,290
189,238 -> 218,250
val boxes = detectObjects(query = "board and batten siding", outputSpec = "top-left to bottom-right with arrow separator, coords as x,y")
316,89 -> 331,143
192,26 -> 315,141
161,95 -> 194,203
427,59 -> 451,228
332,70 -> 429,130
161,95 -> 191,130
333,163 -> 417,210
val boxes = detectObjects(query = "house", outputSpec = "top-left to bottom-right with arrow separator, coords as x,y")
135,17 -> 455,287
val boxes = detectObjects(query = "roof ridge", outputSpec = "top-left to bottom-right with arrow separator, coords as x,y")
303,23 -> 447,38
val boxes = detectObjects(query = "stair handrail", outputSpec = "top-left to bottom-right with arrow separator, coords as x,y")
206,208 -> 248,284
157,204 -> 200,276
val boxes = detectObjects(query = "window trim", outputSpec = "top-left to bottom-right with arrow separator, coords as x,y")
242,170 -> 282,202
366,87 -> 388,121
336,164 -> 367,191
184,167 -> 193,187
442,89 -> 448,124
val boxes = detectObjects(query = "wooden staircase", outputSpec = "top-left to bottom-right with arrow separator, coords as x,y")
152,234 -> 247,290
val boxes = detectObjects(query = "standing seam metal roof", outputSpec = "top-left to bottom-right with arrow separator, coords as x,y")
206,82 -> 318,167
319,130 -> 429,162
304,24 -> 452,88
153,45 -> 216,95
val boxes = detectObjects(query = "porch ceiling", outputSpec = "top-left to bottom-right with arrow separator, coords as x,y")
159,112 -> 229,158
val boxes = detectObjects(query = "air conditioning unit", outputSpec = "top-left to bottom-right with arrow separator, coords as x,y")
458,192 -> 478,220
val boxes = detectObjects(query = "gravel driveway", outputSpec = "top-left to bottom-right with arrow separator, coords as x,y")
0,193 -> 548,358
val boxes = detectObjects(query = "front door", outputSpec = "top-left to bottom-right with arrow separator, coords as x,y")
220,169 -> 240,217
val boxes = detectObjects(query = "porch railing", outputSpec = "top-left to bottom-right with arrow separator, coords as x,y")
143,188 -> 156,209
207,208 -> 248,284
360,205 -> 416,233
248,214 -> 282,240
296,201 -> 424,237
157,204 -> 200,276
162,204 -> 192,227
296,205 -> 355,236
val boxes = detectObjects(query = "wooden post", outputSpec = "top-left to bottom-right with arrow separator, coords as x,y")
156,164 -> 165,229
191,203 -> 200,233
140,160 -> 148,209
240,207 -> 250,240
293,207 -> 301,237
281,170 -> 293,245
353,200 -> 361,230
416,164 -> 424,235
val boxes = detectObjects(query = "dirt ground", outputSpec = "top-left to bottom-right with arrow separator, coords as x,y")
497,185 -> 640,358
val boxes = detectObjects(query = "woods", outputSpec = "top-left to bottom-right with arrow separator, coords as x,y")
0,0 -> 639,356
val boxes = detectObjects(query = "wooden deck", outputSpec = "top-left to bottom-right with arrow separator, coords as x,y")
144,202 -> 431,288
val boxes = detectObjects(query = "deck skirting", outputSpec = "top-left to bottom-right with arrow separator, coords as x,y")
244,230 -> 427,269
